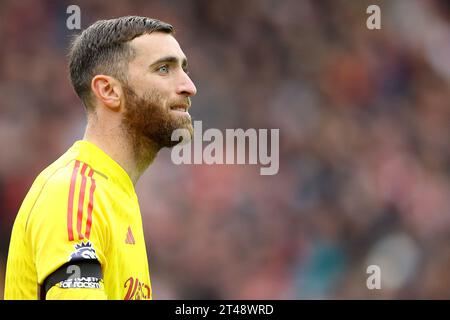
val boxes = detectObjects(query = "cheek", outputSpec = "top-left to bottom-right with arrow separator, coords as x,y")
126,67 -> 154,95
126,68 -> 173,105
128,78 -> 148,97
141,77 -> 171,101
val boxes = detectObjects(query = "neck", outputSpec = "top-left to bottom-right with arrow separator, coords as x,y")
83,120 -> 159,186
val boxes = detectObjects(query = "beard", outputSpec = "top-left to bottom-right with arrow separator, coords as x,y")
121,84 -> 193,153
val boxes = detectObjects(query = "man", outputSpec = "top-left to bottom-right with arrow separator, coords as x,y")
4,16 -> 197,300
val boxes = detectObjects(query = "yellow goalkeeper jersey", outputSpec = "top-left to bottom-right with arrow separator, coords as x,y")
4,140 -> 152,300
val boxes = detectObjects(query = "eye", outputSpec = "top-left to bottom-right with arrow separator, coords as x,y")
157,65 -> 169,74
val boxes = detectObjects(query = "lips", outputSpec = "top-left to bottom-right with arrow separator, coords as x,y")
170,106 -> 188,112
169,103 -> 191,117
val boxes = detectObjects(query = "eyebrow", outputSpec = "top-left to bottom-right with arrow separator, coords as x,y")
149,55 -> 188,69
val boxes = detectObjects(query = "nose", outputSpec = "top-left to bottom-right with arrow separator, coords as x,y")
176,72 -> 197,97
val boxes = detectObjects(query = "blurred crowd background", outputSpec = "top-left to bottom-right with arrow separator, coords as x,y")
1,0 -> 449,299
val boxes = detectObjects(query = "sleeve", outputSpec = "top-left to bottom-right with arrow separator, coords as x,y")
27,162 -> 109,299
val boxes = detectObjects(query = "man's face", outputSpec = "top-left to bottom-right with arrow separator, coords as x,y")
122,32 -> 197,149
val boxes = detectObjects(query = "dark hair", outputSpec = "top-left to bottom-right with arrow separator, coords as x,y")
68,16 -> 174,110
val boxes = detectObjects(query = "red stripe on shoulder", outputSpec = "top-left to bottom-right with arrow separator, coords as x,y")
84,168 -> 96,239
67,160 -> 80,241
76,163 -> 88,240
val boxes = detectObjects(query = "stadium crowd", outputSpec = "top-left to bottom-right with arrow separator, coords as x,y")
0,0 -> 449,299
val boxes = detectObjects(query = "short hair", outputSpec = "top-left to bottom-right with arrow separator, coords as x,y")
68,16 -> 174,110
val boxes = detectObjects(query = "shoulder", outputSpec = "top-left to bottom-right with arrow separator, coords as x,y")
34,159 -> 110,201
26,159 -> 110,234
27,159 -> 110,257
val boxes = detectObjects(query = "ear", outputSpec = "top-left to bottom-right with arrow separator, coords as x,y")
90,75 -> 123,111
